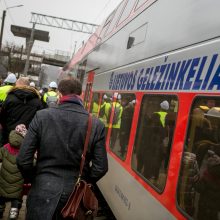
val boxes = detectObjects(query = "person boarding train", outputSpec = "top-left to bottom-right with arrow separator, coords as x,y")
17,78 -> 108,220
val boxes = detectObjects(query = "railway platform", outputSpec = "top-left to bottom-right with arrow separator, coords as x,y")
2,196 -> 111,220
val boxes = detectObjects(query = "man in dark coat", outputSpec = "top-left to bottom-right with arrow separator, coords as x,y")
0,77 -> 43,145
17,78 -> 108,220
119,96 -> 134,158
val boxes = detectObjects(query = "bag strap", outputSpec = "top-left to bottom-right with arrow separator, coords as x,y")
77,114 -> 92,183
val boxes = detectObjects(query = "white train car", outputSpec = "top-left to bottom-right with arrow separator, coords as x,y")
63,0 -> 220,219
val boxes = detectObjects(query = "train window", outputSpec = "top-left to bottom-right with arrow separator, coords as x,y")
98,93 -> 113,140
117,0 -> 136,26
108,93 -> 136,160
177,97 -> 220,219
132,95 -> 178,191
105,1 -> 126,37
127,23 -> 148,49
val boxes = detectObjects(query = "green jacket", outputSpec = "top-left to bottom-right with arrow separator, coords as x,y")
0,145 -> 24,199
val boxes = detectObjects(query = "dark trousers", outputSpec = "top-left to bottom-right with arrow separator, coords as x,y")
52,193 -> 69,220
110,128 -> 119,149
0,196 -> 22,213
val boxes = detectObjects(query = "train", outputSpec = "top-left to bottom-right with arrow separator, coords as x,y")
61,0 -> 220,219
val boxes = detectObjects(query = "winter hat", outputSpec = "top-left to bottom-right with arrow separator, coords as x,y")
9,130 -> 24,148
9,124 -> 27,148
160,100 -> 169,111
15,124 -> 27,137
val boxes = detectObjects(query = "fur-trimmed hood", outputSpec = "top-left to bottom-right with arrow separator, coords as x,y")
8,86 -> 40,102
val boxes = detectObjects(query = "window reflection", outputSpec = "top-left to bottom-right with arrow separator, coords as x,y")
108,93 -> 135,160
98,93 -> 112,138
177,97 -> 220,219
119,95 -> 135,159
132,95 -> 178,190
90,93 -> 100,117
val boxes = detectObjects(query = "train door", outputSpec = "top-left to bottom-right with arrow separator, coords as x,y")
83,71 -> 95,112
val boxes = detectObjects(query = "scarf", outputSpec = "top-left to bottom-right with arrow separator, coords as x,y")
4,143 -> 19,156
59,94 -> 83,107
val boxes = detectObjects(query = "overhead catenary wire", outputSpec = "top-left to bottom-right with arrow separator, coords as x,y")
73,0 -> 113,53
93,0 -> 112,24
1,0 -> 119,57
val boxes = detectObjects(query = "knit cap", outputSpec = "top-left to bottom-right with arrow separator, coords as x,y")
9,124 -> 27,148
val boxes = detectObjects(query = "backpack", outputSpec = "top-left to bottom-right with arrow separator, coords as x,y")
46,92 -> 58,107
108,103 -> 121,125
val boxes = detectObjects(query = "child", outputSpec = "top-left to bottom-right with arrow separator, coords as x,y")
0,124 -> 27,220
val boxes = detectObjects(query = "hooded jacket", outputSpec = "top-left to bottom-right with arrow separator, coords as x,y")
0,131 -> 24,199
0,86 -> 42,144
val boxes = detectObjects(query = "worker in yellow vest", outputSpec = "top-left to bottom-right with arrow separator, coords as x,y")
155,100 -> 170,167
91,101 -> 99,116
43,81 -> 59,107
155,100 -> 169,127
99,94 -> 111,137
0,73 -> 16,105
91,94 -> 100,117
110,93 -> 123,149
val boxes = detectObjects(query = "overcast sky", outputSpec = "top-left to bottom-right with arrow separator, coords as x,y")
0,0 -> 121,55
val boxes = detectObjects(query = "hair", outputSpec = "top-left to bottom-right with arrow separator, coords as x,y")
58,78 -> 82,96
16,77 -> 30,86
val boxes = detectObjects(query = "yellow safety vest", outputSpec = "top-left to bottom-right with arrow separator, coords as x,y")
111,102 -> 123,129
92,102 -> 99,116
99,102 -> 111,127
155,111 -> 167,127
43,91 -> 58,103
0,85 -> 13,102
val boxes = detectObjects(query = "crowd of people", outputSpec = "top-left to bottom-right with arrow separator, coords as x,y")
0,73 -> 108,220
91,93 -> 135,159
178,99 -> 220,220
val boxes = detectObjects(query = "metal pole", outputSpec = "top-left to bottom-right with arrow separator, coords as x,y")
23,23 -> 35,76
72,41 -> 77,57
0,10 -> 6,51
18,45 -> 23,78
20,45 -> 23,60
